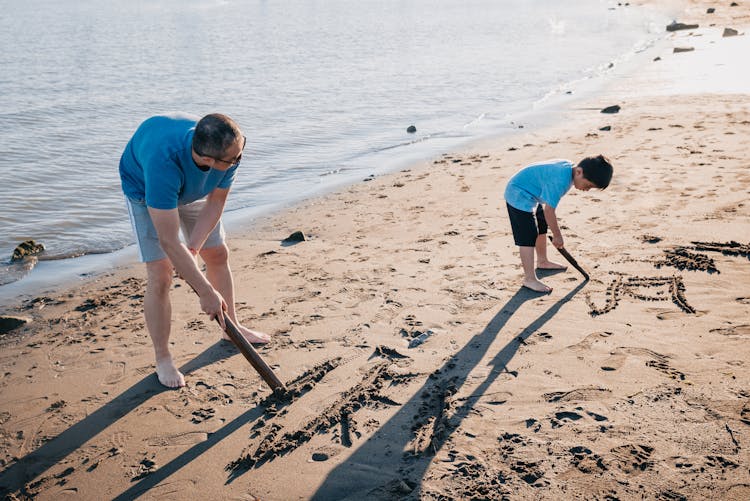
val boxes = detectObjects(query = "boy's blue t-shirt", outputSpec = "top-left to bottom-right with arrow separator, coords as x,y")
504,159 -> 574,212
119,113 -> 238,210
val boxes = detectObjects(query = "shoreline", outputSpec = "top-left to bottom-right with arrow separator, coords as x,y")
0,9 -> 673,311
2,2 -> 749,499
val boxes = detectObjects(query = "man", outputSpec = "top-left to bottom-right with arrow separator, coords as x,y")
120,112 -> 270,388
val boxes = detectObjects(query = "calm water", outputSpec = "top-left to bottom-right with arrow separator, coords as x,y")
0,0 -> 669,289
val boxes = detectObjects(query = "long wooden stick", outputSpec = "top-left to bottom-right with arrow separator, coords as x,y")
549,236 -> 590,280
216,312 -> 286,391
186,281 -> 285,391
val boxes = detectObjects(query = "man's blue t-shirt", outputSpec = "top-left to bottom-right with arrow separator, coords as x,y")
119,113 -> 238,209
504,159 -> 574,212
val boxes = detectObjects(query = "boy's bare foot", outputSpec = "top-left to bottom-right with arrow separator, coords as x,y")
536,260 -> 567,270
222,324 -> 271,344
522,279 -> 552,293
155,356 -> 186,388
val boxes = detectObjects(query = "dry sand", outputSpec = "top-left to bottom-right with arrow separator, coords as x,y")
1,1 -> 749,499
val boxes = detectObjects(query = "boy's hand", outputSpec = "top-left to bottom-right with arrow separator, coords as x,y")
551,233 -> 564,249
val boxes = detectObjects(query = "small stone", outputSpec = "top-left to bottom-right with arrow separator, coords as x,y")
406,125 -> 417,133
599,125 -> 612,131
0,316 -> 31,335
722,27 -> 739,37
707,7 -> 715,13
600,105 -> 621,114
11,240 -> 44,262
673,47 -> 695,53
283,231 -> 307,243
312,452 -> 329,462
666,21 -> 699,32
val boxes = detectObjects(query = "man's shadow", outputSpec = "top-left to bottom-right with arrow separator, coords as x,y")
0,341 -> 239,496
311,281 -> 587,500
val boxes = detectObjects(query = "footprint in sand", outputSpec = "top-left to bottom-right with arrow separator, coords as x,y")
191,407 -> 216,424
724,485 -> 750,500
543,387 -> 611,403
602,347 -> 686,380
564,331 -> 613,352
104,361 -> 126,385
600,352 -> 627,371
108,430 -> 133,452
709,324 -> 750,337
607,444 -> 654,473
147,431 -> 209,447
550,410 -> 584,428
569,446 -> 607,473
739,405 -> 750,426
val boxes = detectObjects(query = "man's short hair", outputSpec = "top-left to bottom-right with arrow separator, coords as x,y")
579,154 -> 613,189
192,113 -> 241,158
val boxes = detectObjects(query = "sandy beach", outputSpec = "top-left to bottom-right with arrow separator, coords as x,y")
2,1 -> 749,499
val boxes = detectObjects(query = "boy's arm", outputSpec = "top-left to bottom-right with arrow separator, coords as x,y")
542,204 -> 564,248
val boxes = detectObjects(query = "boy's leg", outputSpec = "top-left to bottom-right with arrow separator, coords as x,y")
533,205 -> 566,270
506,203 -> 552,292
520,245 -> 552,292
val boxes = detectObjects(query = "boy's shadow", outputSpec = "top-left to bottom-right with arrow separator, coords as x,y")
311,281 -> 587,500
0,341 -> 241,496
536,267 -> 568,278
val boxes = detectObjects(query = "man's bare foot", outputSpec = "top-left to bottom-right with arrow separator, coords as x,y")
522,278 -> 552,293
223,324 -> 271,344
536,260 -> 567,270
155,356 -> 185,388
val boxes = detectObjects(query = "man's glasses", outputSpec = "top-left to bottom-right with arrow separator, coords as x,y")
197,135 -> 246,167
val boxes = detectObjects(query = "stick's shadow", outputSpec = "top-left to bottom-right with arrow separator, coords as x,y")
311,282 -> 587,500
0,341 -> 239,496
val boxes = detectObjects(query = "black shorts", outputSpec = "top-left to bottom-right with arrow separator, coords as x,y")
506,203 -> 548,247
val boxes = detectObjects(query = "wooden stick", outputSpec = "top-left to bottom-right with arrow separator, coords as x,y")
549,236 -> 590,280
186,280 -> 285,391
216,312 -> 286,391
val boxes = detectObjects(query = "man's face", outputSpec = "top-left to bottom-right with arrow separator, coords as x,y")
197,135 -> 246,172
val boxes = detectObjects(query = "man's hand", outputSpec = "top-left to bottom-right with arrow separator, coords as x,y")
200,288 -> 227,330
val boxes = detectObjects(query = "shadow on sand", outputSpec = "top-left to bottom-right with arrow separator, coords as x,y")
311,281 -> 587,500
0,341 -> 240,497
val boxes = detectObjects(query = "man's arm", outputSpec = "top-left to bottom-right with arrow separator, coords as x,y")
148,206 -> 226,327
186,187 -> 230,252
542,204 -> 564,248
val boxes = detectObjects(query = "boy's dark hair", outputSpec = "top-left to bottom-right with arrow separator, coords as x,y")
192,113 -> 241,158
578,155 -> 613,189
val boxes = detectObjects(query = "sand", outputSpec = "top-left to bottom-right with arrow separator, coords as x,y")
1,1 -> 749,499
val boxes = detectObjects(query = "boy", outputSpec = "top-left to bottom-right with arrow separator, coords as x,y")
504,155 -> 613,292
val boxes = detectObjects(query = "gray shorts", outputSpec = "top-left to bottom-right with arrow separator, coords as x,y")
125,197 -> 225,262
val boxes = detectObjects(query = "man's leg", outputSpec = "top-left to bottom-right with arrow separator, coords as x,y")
200,243 -> 270,343
145,259 -> 185,387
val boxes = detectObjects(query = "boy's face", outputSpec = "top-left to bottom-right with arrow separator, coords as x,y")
573,167 -> 598,191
